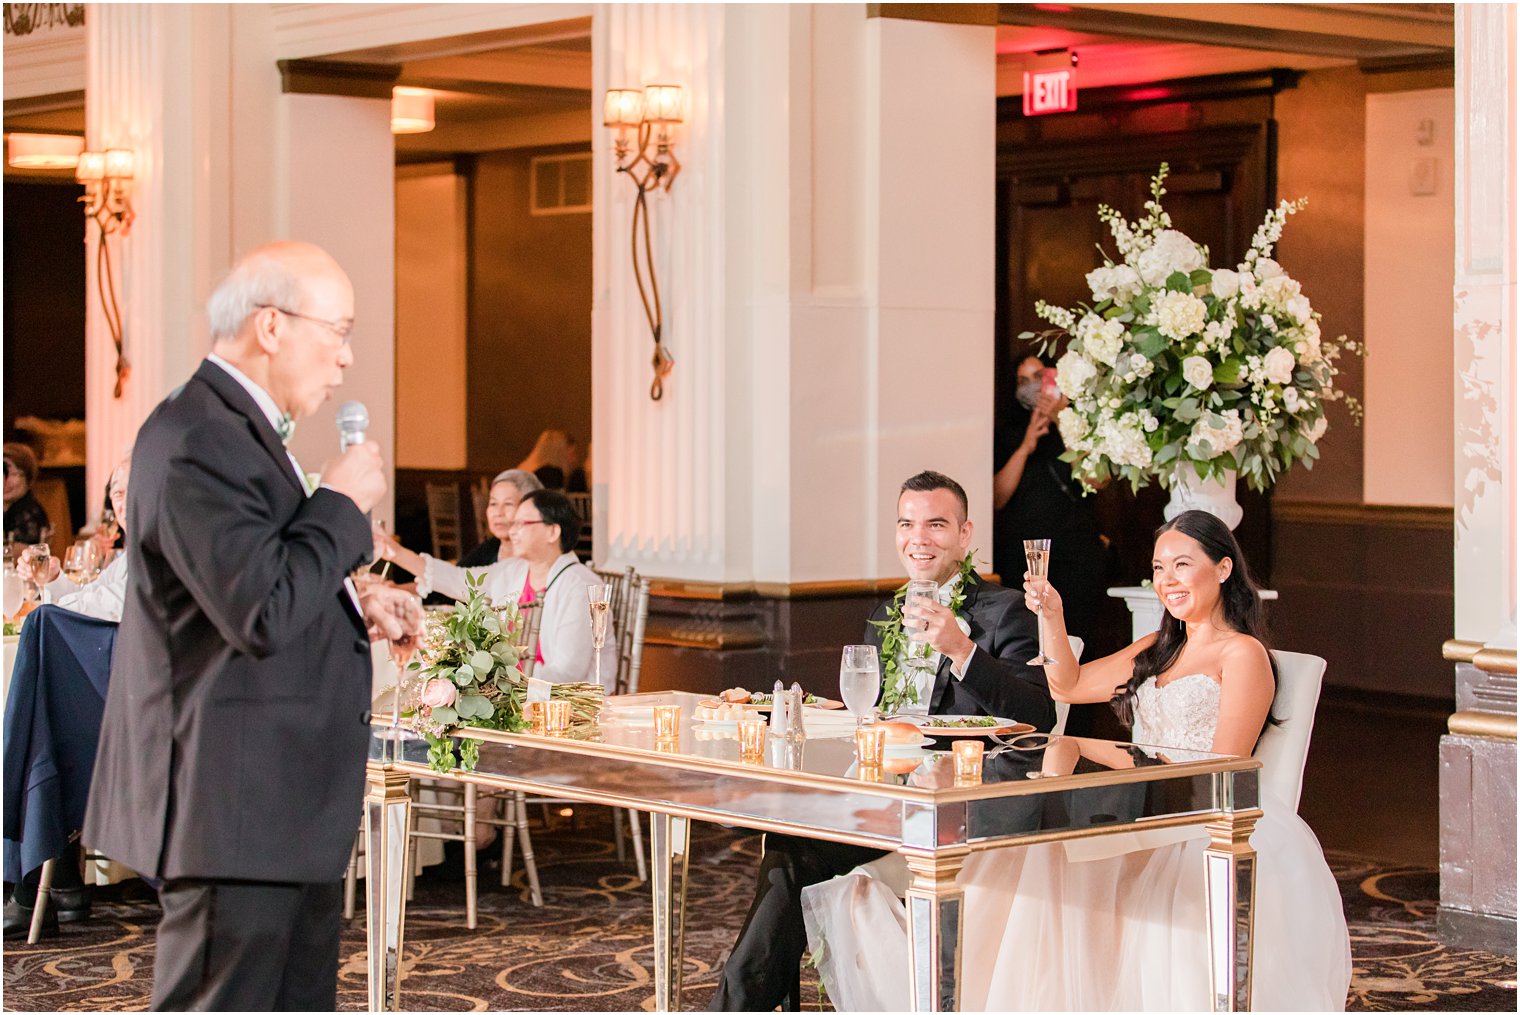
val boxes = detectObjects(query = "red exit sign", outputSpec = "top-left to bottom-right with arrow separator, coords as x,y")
1023,67 -> 1077,115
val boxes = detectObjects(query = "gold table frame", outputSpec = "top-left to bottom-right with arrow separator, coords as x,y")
364,693 -> 1261,1012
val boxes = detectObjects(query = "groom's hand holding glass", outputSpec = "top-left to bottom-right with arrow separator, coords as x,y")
901,595 -> 975,672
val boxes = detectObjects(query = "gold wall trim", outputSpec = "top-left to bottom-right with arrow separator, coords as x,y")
866,4 -> 998,27
1444,639 -> 1485,662
648,574 -> 1001,602
278,58 -> 398,98
1274,500 -> 1453,530
1448,710 -> 1518,740
1473,648 -> 1519,676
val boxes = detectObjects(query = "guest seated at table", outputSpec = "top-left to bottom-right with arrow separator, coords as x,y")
377,468 -> 542,587
31,453 -> 134,623
800,510 -> 1352,1011
708,470 -> 1054,1012
391,489 -> 612,689
3,443 -> 51,546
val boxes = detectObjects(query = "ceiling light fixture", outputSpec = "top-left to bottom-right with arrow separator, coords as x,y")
6,132 -> 85,169
390,87 -> 436,134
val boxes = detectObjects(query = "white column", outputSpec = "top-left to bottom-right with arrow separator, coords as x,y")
1452,2 -> 1516,651
593,4 -> 996,584
84,3 -> 235,504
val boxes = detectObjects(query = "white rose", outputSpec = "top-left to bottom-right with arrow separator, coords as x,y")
1304,414 -> 1328,444
1055,351 -> 1097,398
1282,386 -> 1303,413
1263,346 -> 1296,385
1086,264 -> 1143,306
1210,270 -> 1241,300
1285,294 -> 1313,325
1182,355 -> 1214,390
1254,257 -> 1285,280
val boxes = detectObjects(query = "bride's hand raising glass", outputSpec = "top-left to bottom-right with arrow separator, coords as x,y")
1023,572 -> 1064,621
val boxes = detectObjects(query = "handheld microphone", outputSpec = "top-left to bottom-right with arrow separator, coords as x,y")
336,401 -> 369,453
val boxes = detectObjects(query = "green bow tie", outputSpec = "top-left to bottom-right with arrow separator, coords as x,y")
276,414 -> 295,444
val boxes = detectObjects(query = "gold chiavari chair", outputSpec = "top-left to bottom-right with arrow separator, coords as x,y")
424,480 -> 464,562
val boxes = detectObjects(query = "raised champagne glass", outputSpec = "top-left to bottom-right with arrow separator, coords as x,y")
1024,538 -> 1054,665
588,583 -> 614,685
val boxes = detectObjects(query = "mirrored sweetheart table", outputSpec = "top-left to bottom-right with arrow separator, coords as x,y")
363,691 -> 1263,1012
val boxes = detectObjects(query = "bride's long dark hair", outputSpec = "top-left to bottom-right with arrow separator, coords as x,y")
1111,510 -> 1276,728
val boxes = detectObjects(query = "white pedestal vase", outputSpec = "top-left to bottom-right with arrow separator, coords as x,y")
1107,585 -> 1278,640
1164,465 -> 1244,530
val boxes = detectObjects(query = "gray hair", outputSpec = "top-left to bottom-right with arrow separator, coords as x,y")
206,252 -> 306,341
491,469 -> 543,496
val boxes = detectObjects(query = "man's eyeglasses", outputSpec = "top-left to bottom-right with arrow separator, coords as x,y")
258,304 -> 352,345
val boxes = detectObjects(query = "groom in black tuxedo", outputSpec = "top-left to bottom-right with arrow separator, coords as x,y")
708,470 -> 1055,1011
84,241 -> 422,1011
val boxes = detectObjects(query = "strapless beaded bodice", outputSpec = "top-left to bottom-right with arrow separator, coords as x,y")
1131,673 -> 1221,752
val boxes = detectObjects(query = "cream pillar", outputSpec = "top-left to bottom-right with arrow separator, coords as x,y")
83,4 -> 236,504
1439,1 -> 1516,956
593,4 -> 995,585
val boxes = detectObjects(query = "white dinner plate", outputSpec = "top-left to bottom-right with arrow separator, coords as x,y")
896,714 -> 1033,737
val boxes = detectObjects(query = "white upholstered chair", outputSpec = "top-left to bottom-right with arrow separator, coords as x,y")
1255,650 -> 1326,811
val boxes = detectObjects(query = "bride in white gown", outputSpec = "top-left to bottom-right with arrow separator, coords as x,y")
801,510 -> 1353,1011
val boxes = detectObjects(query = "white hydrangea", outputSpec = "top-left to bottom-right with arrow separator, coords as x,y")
1285,294 -> 1313,325
1263,346 -> 1296,385
1094,413 -> 1154,468
1210,270 -> 1242,300
1055,350 -> 1097,398
1086,264 -> 1143,306
1155,290 -> 1208,341
1295,319 -> 1323,363
1261,274 -> 1302,308
1182,355 -> 1214,390
1136,229 -> 1207,287
1078,315 -> 1126,367
1056,406 -> 1090,447
1189,409 -> 1245,459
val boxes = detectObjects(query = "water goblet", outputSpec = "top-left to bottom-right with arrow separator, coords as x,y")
839,644 -> 881,726
1023,538 -> 1054,665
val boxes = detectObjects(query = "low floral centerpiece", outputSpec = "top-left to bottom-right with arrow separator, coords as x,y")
405,574 -> 603,773
1022,164 -> 1361,512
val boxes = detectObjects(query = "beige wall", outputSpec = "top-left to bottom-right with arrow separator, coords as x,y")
395,166 -> 468,471
1363,88 -> 1456,508
1273,66 -> 1368,504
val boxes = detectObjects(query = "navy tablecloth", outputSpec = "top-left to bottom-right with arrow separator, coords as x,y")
3,605 -> 117,884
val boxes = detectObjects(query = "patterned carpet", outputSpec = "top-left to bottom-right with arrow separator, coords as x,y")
3,812 -> 1514,1012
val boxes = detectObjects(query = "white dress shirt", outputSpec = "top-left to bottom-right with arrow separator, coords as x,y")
48,552 -> 130,623
422,551 -> 614,690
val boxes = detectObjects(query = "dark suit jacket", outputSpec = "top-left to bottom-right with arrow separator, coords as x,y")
864,577 -> 1056,732
84,360 -> 374,883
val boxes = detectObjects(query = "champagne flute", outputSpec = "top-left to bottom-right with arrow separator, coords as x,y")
1024,538 -> 1054,665
839,644 -> 881,726
588,583 -> 613,684
19,543 -> 51,604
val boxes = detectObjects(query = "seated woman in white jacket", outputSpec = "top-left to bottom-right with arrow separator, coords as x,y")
37,453 -> 132,623
410,489 -> 612,690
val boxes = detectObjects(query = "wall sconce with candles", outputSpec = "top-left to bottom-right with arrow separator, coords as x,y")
76,148 -> 135,397
603,83 -> 683,401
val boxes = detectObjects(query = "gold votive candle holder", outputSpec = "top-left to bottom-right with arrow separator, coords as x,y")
854,724 -> 886,769
737,718 -> 767,762
543,699 -> 571,735
953,739 -> 984,783
524,701 -> 547,734
654,704 -> 682,741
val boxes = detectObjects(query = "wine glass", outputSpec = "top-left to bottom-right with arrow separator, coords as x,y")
1024,538 -> 1054,665
839,644 -> 881,726
64,541 -> 100,586
587,583 -> 613,685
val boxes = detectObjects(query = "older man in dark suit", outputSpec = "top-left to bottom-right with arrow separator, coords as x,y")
709,470 -> 1055,1011
84,241 -> 421,1011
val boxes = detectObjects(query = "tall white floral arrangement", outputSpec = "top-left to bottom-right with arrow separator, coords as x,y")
1024,164 -> 1362,494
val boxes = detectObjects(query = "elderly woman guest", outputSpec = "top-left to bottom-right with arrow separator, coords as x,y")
3,443 -> 51,546
384,490 -> 612,689
378,470 -> 542,585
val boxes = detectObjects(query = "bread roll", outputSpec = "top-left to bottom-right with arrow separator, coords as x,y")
876,720 -> 921,745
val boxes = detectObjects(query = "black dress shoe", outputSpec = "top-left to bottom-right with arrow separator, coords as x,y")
3,896 -> 57,940
51,884 -> 93,923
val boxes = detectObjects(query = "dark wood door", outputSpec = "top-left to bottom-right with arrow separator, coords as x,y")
995,124 -> 1276,658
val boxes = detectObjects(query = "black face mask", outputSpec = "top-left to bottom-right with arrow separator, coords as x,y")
1015,379 -> 1042,410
